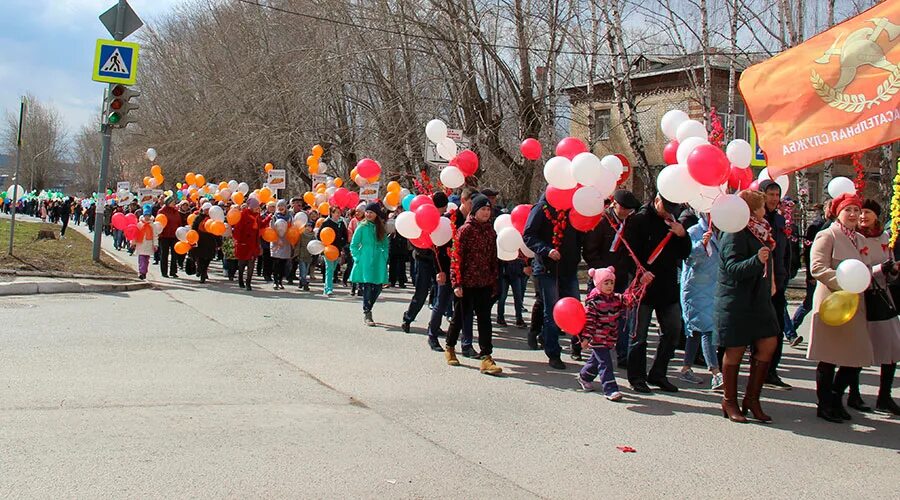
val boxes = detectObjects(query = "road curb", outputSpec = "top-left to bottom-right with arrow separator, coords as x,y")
0,280 -> 153,296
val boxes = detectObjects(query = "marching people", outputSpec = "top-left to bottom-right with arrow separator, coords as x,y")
270,200 -> 292,290
759,180 -> 793,390
496,253 -> 529,328
132,205 -> 158,280
190,203 -> 218,284
402,192 -> 447,334
295,221 -> 315,291
321,206 -> 349,297
233,198 -> 262,291
791,201 -> 831,339
349,202 -> 390,326
157,196 -> 181,278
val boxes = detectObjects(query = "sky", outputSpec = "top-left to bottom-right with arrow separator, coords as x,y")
0,0 -> 183,150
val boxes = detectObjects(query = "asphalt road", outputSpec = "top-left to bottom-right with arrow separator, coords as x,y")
1,224 -> 898,498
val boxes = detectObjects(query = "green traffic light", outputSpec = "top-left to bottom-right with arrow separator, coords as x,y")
108,112 -> 121,124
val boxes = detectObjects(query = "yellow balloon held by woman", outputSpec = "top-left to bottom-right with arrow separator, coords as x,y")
820,291 -> 860,327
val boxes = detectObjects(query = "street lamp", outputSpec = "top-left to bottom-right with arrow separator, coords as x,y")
29,146 -> 51,191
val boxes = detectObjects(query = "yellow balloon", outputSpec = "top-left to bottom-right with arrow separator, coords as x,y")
820,291 -> 860,327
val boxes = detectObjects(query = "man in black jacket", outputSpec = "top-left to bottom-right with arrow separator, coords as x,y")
759,180 -> 792,389
623,194 -> 691,393
402,192 -> 448,338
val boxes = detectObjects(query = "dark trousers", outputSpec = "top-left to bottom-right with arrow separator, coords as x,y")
343,252 -> 354,285
580,347 -> 619,395
446,286 -> 494,356
816,362 -> 860,409
497,273 -> 526,321
238,259 -> 255,286
404,258 -> 435,324
535,273 -> 581,359
360,283 -> 382,313
224,259 -> 238,279
389,256 -> 408,285
428,283 -> 453,341
272,257 -> 288,285
60,215 -> 70,236
257,247 -> 272,280
196,257 -> 211,281
627,302 -> 682,384
769,289 -> 787,377
158,237 -> 178,277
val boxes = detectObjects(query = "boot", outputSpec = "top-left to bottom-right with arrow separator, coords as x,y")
720,363 -> 747,423
741,358 -> 773,423
876,363 -> 900,415
364,311 -> 375,327
480,355 -> 502,375
527,329 -> 539,350
815,363 -> 843,423
445,347 -> 460,366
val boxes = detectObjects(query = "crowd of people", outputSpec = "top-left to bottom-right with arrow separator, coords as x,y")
12,180 -> 900,424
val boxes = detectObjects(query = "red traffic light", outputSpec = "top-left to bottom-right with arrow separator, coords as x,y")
111,85 -> 125,97
110,99 -> 123,110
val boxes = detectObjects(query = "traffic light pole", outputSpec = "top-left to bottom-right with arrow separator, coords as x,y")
7,98 -> 25,256
92,0 -> 126,263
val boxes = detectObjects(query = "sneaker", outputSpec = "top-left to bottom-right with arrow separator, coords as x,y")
461,346 -> 481,359
606,391 -> 624,401
515,318 -> 527,328
548,357 -> 567,370
790,336 -> 804,347
497,317 -> 507,326
428,338 -> 444,352
480,356 -> 502,375
764,374 -> 793,390
647,376 -> 679,392
711,372 -> 725,391
576,375 -> 594,392
678,369 -> 704,385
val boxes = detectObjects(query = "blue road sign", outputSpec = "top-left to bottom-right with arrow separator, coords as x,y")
92,39 -> 140,85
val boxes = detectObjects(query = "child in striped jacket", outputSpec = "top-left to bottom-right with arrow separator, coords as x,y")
576,266 -> 629,400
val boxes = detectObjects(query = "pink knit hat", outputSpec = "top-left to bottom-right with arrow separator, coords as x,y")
588,266 -> 616,288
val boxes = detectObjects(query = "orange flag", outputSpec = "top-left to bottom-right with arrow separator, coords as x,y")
739,1 -> 900,177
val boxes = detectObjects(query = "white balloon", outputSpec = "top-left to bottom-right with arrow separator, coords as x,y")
600,155 -> 624,178
146,148 -> 157,161
827,177 -> 856,198
543,156 -> 577,189
238,182 -> 250,195
175,226 -> 189,242
228,180 -> 238,192
436,137 -> 458,160
430,217 -> 453,246
4,184 -> 25,202
494,213 -> 513,232
572,186 -> 606,216
689,185 -> 723,213
395,211 -> 422,239
399,188 -> 411,199
293,212 -> 308,227
355,175 -> 368,186
726,139 -> 753,169
656,165 -> 700,204
710,194 -> 750,233
446,202 -> 458,212
307,239 -> 325,255
520,243 -> 535,258
219,188 -> 231,201
497,227 -> 524,253
148,178 -> 159,188
318,162 -> 328,174
152,222 -> 163,235
676,120 -> 708,142
326,187 -> 336,197
676,136 -> 709,165
836,259 -> 871,294
572,153 -> 603,187
274,218 -> 288,237
425,119 -> 448,143
440,166 -> 465,189
498,246 -> 519,261
315,193 -> 326,206
208,205 -> 225,222
661,110 -> 689,140
757,168 -> 790,198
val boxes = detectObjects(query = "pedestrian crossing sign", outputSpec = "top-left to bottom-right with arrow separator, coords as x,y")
92,39 -> 140,85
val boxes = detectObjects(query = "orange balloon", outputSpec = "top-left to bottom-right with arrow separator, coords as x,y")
190,190 -> 199,202
208,220 -> 226,236
226,208 -> 241,225
185,172 -> 196,186
319,227 -> 336,246
150,165 -> 162,177
323,245 -> 340,261
219,181 -> 228,190
214,193 -> 223,202
350,168 -> 358,179
174,241 -> 192,255
318,202 -> 330,216
309,164 -> 319,175
315,182 -> 326,191
385,191 -> 400,207
312,144 -> 324,158
261,227 -> 278,243
186,229 -> 199,245
187,213 -> 197,227
154,175 -> 164,186
195,174 -> 206,187
286,226 -> 301,245
232,191 -> 245,205
334,178 -> 343,188
303,192 -> 316,205
203,219 -> 213,232
315,218 -> 324,229
155,214 -> 168,228
386,181 -> 401,193
258,187 -> 273,204
306,155 -> 319,169
265,162 -> 274,173
367,175 -> 379,183
143,176 -> 151,187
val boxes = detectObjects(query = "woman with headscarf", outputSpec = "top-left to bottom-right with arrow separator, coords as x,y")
808,193 -> 881,423
715,190 -> 780,423
349,202 -> 389,326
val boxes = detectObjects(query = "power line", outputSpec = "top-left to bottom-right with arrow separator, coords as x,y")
234,0 -> 770,58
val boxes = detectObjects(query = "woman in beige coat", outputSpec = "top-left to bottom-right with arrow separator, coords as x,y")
808,193 -> 882,423
851,199 -> 900,415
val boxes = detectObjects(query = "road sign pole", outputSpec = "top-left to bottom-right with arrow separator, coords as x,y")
7,97 -> 26,256
92,0 -> 128,263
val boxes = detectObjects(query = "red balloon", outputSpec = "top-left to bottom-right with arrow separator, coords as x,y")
520,138 -> 542,161
123,224 -> 139,241
111,212 -> 125,230
455,150 -> 479,176
687,144 -> 730,186
748,180 -> 760,191
553,297 -> 586,335
410,234 -> 433,249
727,166 -> 754,190
409,194 -> 433,213
346,191 -> 360,208
356,158 -> 381,178
569,211 -> 602,232
663,140 -> 679,165
415,204 -> 441,234
545,186 -> 576,211
332,187 -> 349,208
510,204 -> 532,233
124,213 -> 138,227
555,137 -> 588,160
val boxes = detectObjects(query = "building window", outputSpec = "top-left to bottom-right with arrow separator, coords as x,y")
593,108 -> 611,141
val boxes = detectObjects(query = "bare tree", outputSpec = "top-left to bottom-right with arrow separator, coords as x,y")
2,94 -> 67,192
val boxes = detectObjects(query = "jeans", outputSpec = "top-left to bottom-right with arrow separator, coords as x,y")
535,273 -> 581,359
497,273 -> 526,321
770,289 -> 788,376
324,259 -> 337,294
296,260 -> 310,286
683,330 -> 719,371
580,347 -> 619,395
158,237 -> 178,276
360,283 -> 382,313
389,256 -> 408,286
404,259 -> 435,324
627,302 -> 682,384
792,279 -> 816,329
446,286 -> 494,356
428,283 -> 453,341
113,229 -> 124,249
783,308 -> 798,340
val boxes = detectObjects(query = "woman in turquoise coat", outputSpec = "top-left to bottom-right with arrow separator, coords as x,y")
350,202 -> 389,326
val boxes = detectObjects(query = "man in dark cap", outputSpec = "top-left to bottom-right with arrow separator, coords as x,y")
402,192 -> 448,338
758,179 -> 793,389
581,189 -> 641,364
481,188 -> 502,219
622,193 -> 691,393
157,195 -> 181,278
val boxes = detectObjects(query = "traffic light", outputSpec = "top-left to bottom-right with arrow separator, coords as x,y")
104,84 -> 139,128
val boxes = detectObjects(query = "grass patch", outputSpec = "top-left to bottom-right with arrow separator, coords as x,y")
0,219 -> 132,277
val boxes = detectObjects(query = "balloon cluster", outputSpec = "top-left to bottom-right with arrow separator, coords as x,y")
353,158 -> 382,187
383,181 -> 412,212
394,194 -> 453,249
111,210 -> 168,243
143,164 -> 165,189
306,144 -> 326,175
425,119 -> 479,189
493,204 -> 535,261
302,177 -> 359,216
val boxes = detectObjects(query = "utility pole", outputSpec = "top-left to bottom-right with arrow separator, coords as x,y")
7,97 -> 26,256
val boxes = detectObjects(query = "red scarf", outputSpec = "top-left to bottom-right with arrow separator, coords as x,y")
836,222 -> 859,250
747,216 -> 775,249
